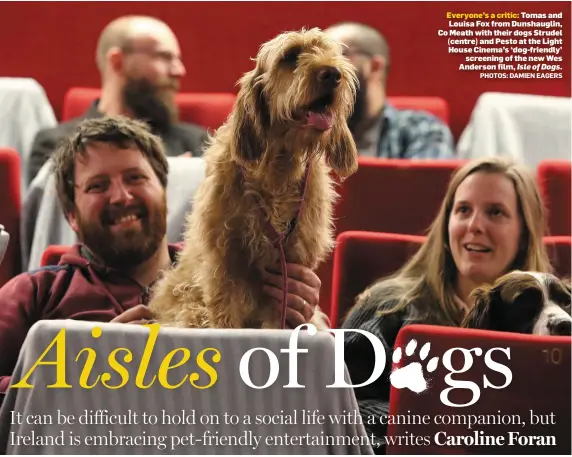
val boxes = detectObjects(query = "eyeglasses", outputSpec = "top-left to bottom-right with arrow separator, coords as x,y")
122,47 -> 184,66
342,48 -> 374,59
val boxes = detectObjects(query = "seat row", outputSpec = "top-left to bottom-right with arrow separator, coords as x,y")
61,87 -> 450,128
1,147 -> 570,294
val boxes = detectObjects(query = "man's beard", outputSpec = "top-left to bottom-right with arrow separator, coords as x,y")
75,195 -> 167,271
347,72 -> 368,135
123,77 -> 179,133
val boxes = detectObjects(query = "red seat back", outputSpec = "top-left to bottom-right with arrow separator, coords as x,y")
537,160 -> 571,236
387,96 -> 450,124
62,87 -> 236,132
544,236 -> 572,278
173,92 -> 235,133
0,148 -> 21,287
40,245 -> 71,267
318,158 -> 465,318
330,231 -> 424,327
386,324 -> 571,455
334,158 -> 464,236
62,91 -> 447,125
331,232 -> 572,328
61,87 -> 100,121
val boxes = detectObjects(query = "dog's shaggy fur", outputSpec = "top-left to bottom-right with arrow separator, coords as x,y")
149,28 -> 358,329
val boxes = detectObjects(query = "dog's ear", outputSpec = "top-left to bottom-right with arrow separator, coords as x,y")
230,68 -> 269,167
500,274 -> 544,320
327,122 -> 358,180
462,285 -> 494,329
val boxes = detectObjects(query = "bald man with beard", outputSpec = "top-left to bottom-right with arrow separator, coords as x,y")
325,22 -> 455,160
27,15 -> 209,185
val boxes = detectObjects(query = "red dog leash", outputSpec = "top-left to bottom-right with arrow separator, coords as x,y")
241,164 -> 312,329
265,165 -> 311,329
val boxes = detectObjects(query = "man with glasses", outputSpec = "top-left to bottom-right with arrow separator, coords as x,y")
27,15 -> 208,184
325,22 -> 455,160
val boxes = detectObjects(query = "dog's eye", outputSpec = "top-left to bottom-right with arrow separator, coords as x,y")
548,278 -> 571,307
282,46 -> 302,64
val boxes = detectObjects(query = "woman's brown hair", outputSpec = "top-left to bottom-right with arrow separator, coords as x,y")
358,157 -> 552,326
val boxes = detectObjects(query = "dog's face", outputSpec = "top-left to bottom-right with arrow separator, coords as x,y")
462,271 -> 572,336
230,28 -> 358,177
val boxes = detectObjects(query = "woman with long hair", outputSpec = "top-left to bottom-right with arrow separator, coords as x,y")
342,157 -> 552,453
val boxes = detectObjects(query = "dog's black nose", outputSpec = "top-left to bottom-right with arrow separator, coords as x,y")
317,66 -> 342,87
550,319 -> 572,336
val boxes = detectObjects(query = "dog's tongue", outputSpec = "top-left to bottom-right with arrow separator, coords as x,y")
306,111 -> 333,130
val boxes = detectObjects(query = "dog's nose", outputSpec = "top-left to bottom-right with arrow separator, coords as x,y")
550,319 -> 572,336
317,66 -> 342,87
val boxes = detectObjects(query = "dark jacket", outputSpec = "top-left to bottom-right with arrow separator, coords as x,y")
342,285 -> 454,454
27,101 -> 209,184
0,243 -> 182,394
342,298 -> 404,454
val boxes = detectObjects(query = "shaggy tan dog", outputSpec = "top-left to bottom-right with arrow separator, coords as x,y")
149,28 -> 358,329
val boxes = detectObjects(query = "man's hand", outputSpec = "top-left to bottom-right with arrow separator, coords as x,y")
111,304 -> 154,325
262,263 -> 321,328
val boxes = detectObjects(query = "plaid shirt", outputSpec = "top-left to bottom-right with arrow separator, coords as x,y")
357,103 -> 455,159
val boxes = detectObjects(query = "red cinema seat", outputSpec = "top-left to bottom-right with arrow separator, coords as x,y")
334,157 -> 464,236
40,245 -> 71,267
0,148 -> 21,287
62,87 -> 236,132
331,232 -> 572,328
386,324 -> 571,455
330,231 -> 424,327
61,87 -> 100,121
174,92 -> 235,133
63,92 -> 447,127
317,158 -> 465,318
537,161 -> 571,236
387,96 -> 450,125
544,236 -> 572,279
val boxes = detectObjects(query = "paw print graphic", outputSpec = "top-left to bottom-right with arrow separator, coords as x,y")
390,339 -> 439,393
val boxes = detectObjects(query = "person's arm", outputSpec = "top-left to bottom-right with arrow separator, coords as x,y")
27,129 -> 57,185
0,274 -> 38,393
401,114 -> 456,160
